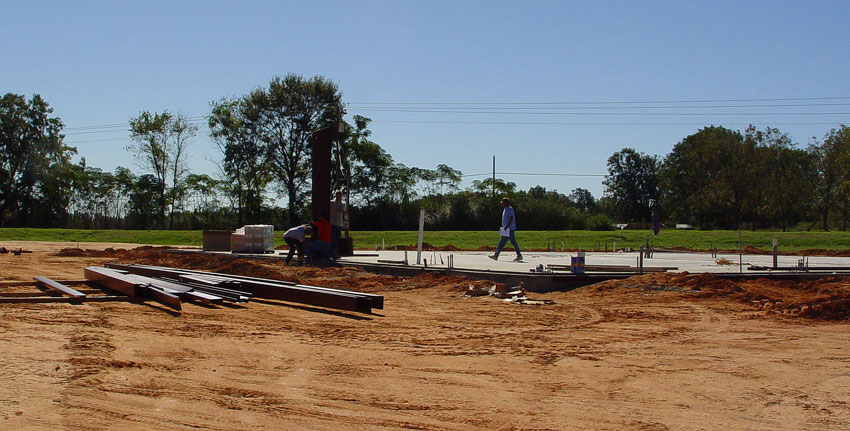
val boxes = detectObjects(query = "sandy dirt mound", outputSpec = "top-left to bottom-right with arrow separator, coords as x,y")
590,272 -> 850,321
53,247 -> 481,294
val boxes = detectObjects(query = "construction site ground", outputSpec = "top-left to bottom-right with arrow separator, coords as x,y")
1,241 -> 849,430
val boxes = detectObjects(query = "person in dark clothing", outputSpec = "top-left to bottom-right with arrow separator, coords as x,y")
306,214 -> 332,265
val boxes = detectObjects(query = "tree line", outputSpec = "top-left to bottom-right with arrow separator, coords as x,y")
603,124 -> 850,231
2,79 -> 849,231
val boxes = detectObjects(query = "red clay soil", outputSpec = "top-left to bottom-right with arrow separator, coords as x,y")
592,272 -> 850,321
55,247 -> 493,294
56,247 -> 850,322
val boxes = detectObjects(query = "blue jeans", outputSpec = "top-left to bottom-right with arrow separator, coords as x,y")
306,240 -> 330,264
495,229 -> 521,257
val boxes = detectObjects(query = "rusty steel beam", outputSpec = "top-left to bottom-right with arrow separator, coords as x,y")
175,282 -> 250,302
123,263 -> 378,311
34,276 -> 86,298
110,263 -> 383,310
84,266 -> 182,311
84,266 -> 144,297
145,286 -> 182,311
0,280 -> 87,287
0,296 -> 130,304
107,263 -> 380,313
0,289 -> 105,297
0,291 -> 62,297
180,290 -> 222,305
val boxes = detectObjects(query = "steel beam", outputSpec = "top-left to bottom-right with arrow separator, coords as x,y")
84,266 -> 144,297
84,266 -> 182,311
34,276 -> 86,298
180,290 -> 222,305
145,286 -> 182,311
107,263 -> 381,313
0,296 -> 130,304
135,263 -> 384,309
0,280 -> 88,287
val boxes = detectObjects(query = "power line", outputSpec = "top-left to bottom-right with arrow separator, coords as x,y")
462,172 -> 606,178
353,108 -> 850,115
348,96 -> 850,105
371,120 -> 844,126
350,102 -> 850,110
64,137 -> 129,144
60,96 -> 850,133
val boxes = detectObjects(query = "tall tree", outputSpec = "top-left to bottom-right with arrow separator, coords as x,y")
660,126 -> 751,228
470,177 -> 517,196
808,125 -> 850,231
167,113 -> 196,229
0,93 -> 76,226
603,148 -> 659,222
127,174 -> 163,229
209,98 -> 271,226
185,173 -> 224,229
335,115 -> 395,205
569,187 -> 598,213
243,74 -> 342,224
128,111 -> 196,229
836,125 -> 850,230
745,126 -> 811,231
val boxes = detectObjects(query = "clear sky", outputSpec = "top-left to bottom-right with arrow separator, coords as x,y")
4,0 -> 849,198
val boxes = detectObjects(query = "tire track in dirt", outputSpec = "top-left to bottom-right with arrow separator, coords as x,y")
57,306 -> 129,430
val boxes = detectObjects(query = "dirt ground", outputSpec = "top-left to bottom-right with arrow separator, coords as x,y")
1,243 -> 849,430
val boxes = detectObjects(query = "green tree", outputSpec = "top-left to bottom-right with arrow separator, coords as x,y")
603,148 -> 659,223
209,98 -> 271,226
243,74 -> 342,224
185,173 -> 225,229
808,125 -> 850,231
0,93 -> 76,226
745,126 -> 811,231
660,126 -> 753,228
569,187 -> 599,213
336,115 -> 396,205
470,177 -> 517,195
128,111 -> 196,229
127,174 -> 164,229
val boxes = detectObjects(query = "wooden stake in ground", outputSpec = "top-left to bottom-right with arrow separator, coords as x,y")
416,209 -> 425,265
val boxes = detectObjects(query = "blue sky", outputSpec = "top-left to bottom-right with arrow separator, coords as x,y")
4,0 -> 849,198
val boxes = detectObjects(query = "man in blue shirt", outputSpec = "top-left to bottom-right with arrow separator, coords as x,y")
489,197 -> 523,261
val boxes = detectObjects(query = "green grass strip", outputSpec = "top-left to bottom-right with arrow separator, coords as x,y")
1,228 -> 849,253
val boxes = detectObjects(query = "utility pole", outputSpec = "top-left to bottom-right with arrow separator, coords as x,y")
492,155 -> 496,198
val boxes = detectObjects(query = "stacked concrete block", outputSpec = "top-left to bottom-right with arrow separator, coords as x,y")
230,224 -> 274,253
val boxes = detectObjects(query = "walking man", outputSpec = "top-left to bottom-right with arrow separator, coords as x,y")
489,197 -> 523,261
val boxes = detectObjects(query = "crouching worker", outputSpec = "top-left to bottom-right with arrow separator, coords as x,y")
306,214 -> 332,266
283,224 -> 312,265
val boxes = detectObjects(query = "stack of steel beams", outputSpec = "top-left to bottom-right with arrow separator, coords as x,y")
83,266 -> 252,311
104,263 -> 382,314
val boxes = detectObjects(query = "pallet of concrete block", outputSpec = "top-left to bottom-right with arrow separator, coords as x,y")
230,224 -> 275,253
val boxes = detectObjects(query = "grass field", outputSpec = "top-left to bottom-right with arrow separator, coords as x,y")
2,228 -> 849,253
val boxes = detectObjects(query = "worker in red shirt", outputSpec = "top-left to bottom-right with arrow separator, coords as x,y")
306,213 -> 332,265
